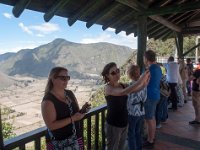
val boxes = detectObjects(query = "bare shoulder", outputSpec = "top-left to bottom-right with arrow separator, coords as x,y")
41,100 -> 54,109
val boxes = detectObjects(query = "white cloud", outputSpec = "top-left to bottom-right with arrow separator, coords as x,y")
18,22 -> 60,36
36,34 -> 45,37
80,32 -> 137,49
3,13 -> 12,19
19,23 -> 33,35
29,23 -> 60,34
106,28 -> 115,32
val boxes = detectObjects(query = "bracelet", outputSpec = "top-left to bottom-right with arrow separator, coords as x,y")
70,116 -> 73,123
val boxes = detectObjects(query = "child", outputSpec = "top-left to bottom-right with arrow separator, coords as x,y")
127,65 -> 147,150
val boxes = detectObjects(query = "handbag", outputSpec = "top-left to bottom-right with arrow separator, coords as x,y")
160,80 -> 171,97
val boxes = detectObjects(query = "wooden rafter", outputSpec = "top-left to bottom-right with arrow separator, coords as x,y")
102,9 -> 133,30
115,20 -> 137,34
44,0 -> 71,22
12,0 -> 31,18
159,31 -> 172,41
150,16 -> 181,32
86,2 -> 119,28
68,0 -> 98,26
142,1 -> 200,16
117,0 -> 182,32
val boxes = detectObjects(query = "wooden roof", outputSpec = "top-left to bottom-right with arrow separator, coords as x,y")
1,0 -> 200,40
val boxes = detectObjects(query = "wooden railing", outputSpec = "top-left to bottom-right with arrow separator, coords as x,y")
2,104 -> 107,150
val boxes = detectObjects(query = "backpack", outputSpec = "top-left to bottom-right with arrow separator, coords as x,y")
160,76 -> 171,97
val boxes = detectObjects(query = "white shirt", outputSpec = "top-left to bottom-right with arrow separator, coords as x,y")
164,62 -> 179,83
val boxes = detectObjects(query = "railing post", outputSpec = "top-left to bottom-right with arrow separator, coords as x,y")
0,106 -> 4,150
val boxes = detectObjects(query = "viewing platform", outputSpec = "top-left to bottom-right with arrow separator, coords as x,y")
147,100 -> 200,150
1,99 -> 200,150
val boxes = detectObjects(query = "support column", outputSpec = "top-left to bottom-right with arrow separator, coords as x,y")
0,106 -> 4,150
137,16 -> 147,71
175,33 -> 183,59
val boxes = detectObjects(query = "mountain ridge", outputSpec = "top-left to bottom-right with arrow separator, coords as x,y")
0,39 -> 135,78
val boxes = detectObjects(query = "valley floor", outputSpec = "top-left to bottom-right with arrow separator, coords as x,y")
0,76 -> 100,136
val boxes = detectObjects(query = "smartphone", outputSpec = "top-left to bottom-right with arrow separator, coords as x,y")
79,102 -> 91,113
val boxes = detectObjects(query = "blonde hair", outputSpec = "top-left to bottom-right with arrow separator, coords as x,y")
44,67 -> 68,95
128,65 -> 140,79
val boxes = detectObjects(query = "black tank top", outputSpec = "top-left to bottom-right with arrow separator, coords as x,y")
43,90 -> 79,140
105,84 -> 128,127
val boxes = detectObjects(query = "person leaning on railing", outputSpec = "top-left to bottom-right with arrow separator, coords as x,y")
41,66 -> 91,150
101,62 -> 150,150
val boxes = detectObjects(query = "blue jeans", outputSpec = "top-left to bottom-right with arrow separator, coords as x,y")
128,115 -> 144,150
156,95 -> 168,124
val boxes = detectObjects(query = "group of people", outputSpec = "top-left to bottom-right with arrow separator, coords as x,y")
41,50 -> 200,150
102,50 -> 161,150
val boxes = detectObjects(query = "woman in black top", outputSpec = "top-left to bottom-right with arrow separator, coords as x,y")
101,62 -> 150,150
42,67 -> 89,150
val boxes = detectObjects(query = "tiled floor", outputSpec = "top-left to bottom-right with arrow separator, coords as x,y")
144,100 -> 200,150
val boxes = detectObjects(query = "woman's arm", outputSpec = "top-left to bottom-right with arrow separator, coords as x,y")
41,100 -> 84,130
105,71 -> 150,96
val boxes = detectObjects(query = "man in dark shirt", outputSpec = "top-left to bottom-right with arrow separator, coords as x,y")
189,69 -> 200,124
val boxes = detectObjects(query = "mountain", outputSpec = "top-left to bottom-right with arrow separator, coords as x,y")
0,72 -> 15,89
0,39 -> 134,78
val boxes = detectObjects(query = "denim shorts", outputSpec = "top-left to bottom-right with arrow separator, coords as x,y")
144,99 -> 159,120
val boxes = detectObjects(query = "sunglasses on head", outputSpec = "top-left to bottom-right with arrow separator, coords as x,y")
110,68 -> 120,76
55,75 -> 70,81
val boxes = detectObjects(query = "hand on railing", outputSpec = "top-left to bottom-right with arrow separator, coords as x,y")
71,112 -> 85,122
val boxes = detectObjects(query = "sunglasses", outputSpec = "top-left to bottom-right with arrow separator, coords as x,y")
110,68 -> 120,76
55,75 -> 70,81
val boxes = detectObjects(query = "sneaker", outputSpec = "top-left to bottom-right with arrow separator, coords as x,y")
143,141 -> 154,149
156,124 -> 162,129
189,120 -> 200,124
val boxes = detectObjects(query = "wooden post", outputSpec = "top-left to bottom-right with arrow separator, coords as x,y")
0,106 -> 4,150
175,33 -> 183,58
137,15 -> 147,72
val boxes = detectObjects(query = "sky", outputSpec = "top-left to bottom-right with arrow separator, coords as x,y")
0,4 -> 138,55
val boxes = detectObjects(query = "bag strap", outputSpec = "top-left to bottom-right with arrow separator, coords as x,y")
47,91 -> 77,140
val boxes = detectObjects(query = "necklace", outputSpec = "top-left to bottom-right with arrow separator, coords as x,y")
51,91 -> 69,104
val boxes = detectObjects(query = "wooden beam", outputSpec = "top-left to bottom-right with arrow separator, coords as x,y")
142,1 -> 200,16
116,0 -> 147,11
44,0 -> 71,22
86,2 -> 119,28
68,0 -> 98,26
150,16 -> 182,32
102,9 -> 133,30
183,43 -> 200,56
12,0 -> 31,18
117,0 -> 182,33
182,29 -> 200,35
